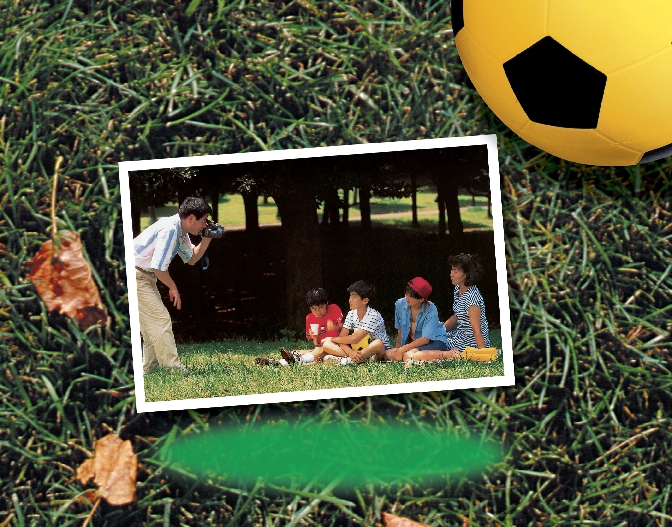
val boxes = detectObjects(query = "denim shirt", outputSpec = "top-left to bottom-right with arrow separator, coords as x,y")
394,298 -> 449,347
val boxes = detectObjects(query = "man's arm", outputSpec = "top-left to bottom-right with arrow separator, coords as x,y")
153,269 -> 182,310
187,237 -> 212,265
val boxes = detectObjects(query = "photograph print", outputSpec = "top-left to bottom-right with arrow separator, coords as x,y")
119,135 -> 514,412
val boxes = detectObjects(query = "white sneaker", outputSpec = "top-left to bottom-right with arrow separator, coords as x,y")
301,353 -> 315,364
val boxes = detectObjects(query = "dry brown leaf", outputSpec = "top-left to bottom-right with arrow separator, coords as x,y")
27,231 -> 108,331
76,433 -> 137,506
382,512 -> 431,527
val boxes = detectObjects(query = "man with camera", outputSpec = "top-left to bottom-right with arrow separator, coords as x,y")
134,196 -> 225,374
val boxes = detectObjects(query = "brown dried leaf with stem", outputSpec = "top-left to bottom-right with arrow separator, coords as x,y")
382,512 -> 431,527
77,433 -> 138,506
26,156 -> 108,331
27,231 -> 108,331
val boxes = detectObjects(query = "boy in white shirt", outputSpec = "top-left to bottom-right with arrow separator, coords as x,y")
320,280 -> 390,364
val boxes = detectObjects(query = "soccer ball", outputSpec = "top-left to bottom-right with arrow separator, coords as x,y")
352,333 -> 372,351
452,1 -> 672,166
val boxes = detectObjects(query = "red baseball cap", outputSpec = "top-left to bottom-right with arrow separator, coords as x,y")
408,277 -> 432,303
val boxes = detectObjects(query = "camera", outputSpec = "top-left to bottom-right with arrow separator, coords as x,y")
199,219 -> 226,238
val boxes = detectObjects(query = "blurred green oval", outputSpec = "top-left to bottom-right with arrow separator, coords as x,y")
167,421 -> 500,487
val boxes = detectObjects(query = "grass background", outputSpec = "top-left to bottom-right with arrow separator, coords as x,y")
1,1 -> 671,526
144,328 -> 504,402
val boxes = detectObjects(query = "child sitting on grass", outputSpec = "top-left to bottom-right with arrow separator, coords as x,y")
403,253 -> 491,363
257,288 -> 343,366
319,280 -> 390,364
383,276 -> 450,362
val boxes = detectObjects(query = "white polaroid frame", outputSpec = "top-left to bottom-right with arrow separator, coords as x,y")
119,135 -> 514,413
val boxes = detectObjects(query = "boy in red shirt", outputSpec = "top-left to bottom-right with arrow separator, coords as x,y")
256,288 -> 343,365
304,288 -> 343,349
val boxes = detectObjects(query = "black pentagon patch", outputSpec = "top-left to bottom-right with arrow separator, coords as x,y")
451,0 -> 464,36
639,142 -> 672,164
503,36 -> 607,129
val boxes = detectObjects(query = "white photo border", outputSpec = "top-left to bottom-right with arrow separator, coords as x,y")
119,135 -> 514,413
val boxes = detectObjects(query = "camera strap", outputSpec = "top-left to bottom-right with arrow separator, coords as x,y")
201,251 -> 209,271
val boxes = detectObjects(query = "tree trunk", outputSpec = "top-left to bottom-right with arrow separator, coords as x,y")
437,193 -> 446,237
359,183 -> 372,231
445,179 -> 464,240
322,187 -> 340,226
411,174 -> 419,228
210,188 -> 219,223
131,205 -> 142,238
329,189 -> 340,225
274,185 -> 322,329
242,189 -> 260,232
342,188 -> 350,225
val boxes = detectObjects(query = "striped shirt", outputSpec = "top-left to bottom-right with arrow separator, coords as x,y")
446,285 -> 490,351
343,306 -> 391,349
134,214 -> 194,271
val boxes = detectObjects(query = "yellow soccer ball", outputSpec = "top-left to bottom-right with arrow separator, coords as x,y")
352,333 -> 372,351
452,1 -> 672,166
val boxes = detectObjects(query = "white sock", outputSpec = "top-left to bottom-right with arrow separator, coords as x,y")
301,353 -> 315,364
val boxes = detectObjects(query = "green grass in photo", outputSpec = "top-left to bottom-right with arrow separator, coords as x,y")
143,332 -> 504,403
377,206 -> 492,231
140,195 -> 281,230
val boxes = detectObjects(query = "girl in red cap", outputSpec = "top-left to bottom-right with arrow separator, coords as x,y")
403,254 -> 490,362
383,276 -> 450,361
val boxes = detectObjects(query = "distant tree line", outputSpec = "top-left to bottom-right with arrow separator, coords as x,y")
129,145 -> 490,327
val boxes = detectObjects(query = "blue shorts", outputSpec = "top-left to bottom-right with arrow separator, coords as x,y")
416,340 -> 448,351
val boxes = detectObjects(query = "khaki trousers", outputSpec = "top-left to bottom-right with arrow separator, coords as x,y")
136,269 -> 184,372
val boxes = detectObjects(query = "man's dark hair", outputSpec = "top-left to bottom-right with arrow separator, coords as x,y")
347,280 -> 375,303
178,197 -> 212,220
306,288 -> 329,307
404,284 -> 423,300
449,253 -> 484,287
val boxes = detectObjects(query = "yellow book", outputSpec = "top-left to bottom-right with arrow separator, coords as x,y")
461,346 -> 498,362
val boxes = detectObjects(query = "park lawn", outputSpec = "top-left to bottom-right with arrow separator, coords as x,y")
144,330 -> 504,402
377,205 -> 492,231
140,195 -> 281,230
140,188 -> 491,230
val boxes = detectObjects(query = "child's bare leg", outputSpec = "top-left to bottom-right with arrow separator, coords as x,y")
382,347 -> 404,362
321,339 -> 348,358
403,348 -> 460,361
357,339 -> 385,363
336,343 -> 353,357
